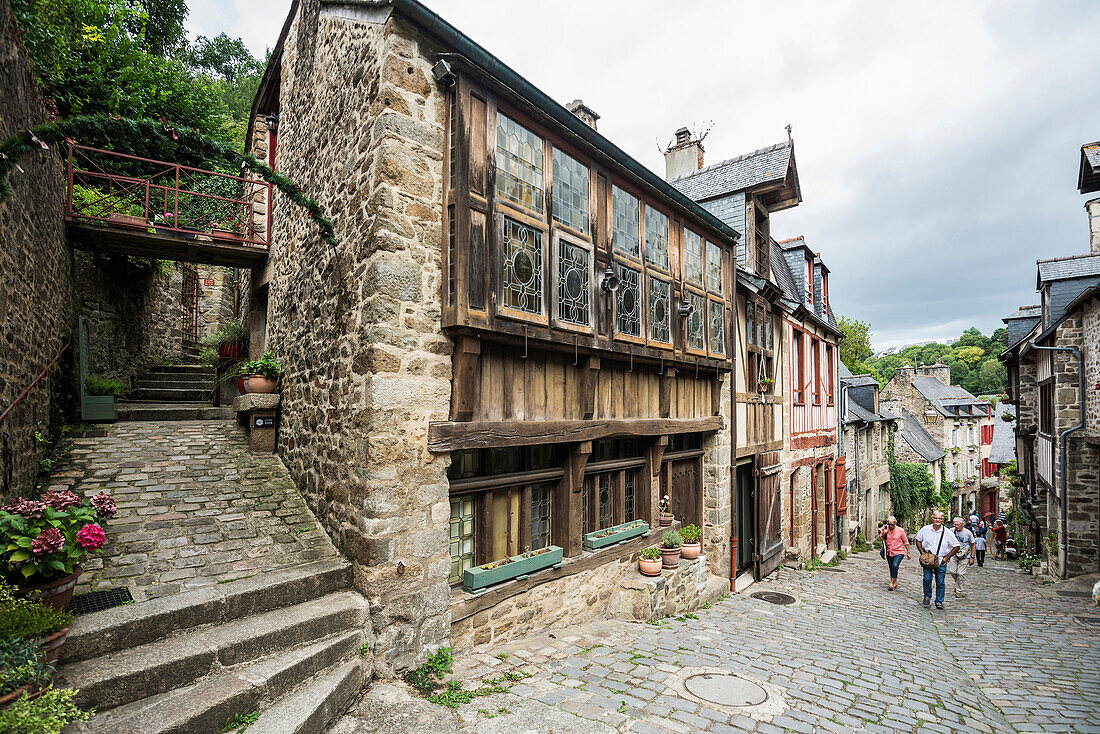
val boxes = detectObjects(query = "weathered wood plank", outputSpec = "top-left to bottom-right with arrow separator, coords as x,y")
451,336 -> 481,421
546,355 -> 565,420
428,416 -> 723,451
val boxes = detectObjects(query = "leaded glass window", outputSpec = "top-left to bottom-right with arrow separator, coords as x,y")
598,474 -> 611,531
706,241 -> 722,294
645,208 -> 669,270
552,148 -> 589,234
686,292 -> 705,351
615,265 -> 641,338
447,205 -> 456,307
648,277 -> 670,344
612,186 -> 640,258
684,230 -> 703,284
624,472 -> 636,523
502,217 -> 543,315
530,483 -> 552,551
709,300 -> 725,355
448,92 -> 457,189
448,496 -> 475,583
496,114 -> 544,212
557,239 -> 590,326
746,300 -> 756,347
582,476 -> 589,533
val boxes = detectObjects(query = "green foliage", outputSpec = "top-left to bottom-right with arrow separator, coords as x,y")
220,710 -> 259,733
660,530 -> 682,549
427,671 -> 531,709
0,598 -> 74,641
238,352 -> 281,381
0,686 -> 91,734
0,637 -> 55,695
886,432 -> 936,523
185,33 -> 265,147
640,546 -> 661,561
403,647 -> 454,695
679,524 -> 701,543
855,325 -> 1008,394
837,316 -> 873,375
84,374 -> 127,396
202,321 -> 249,348
852,533 -> 868,553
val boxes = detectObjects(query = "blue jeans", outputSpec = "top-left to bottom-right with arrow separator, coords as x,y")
923,565 -> 947,604
888,553 -> 904,579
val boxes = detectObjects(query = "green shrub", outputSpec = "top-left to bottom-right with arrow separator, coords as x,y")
0,600 -> 73,643
202,321 -> 249,348
403,647 -> 454,695
679,524 -> 701,543
0,638 -> 55,695
84,375 -> 127,397
238,352 -> 281,381
640,546 -> 661,561
852,533 -> 868,553
660,530 -> 682,549
0,686 -> 91,734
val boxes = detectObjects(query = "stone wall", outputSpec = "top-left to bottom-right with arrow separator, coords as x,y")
610,555 -> 724,622
0,0 -> 74,501
1083,296 -> 1099,437
261,2 -> 451,676
701,375 -> 732,578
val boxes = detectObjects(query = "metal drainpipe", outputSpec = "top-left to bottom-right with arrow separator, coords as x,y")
1027,342 -> 1084,579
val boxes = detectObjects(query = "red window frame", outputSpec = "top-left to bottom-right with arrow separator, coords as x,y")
812,338 -> 822,405
825,344 -> 835,405
793,328 -> 806,405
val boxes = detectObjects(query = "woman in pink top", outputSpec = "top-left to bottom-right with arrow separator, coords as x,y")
879,516 -> 911,590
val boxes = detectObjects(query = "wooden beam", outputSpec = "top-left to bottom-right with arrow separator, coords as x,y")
659,367 -> 676,418
558,441 -> 591,557
582,356 -> 600,420
451,336 -> 481,421
646,435 -> 668,526
67,222 -> 269,268
427,416 -> 723,452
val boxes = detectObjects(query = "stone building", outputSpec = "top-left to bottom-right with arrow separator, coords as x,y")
839,364 -> 898,540
999,141 -> 1100,577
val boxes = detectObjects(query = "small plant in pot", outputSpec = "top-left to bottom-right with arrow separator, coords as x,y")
239,352 -> 282,394
203,321 -> 249,360
638,546 -> 662,577
658,495 -> 674,526
0,580 -> 74,673
659,530 -> 682,570
680,524 -> 702,560
0,637 -> 55,708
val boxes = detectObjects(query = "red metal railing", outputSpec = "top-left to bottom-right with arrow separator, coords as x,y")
66,142 -> 272,248
0,343 -> 70,428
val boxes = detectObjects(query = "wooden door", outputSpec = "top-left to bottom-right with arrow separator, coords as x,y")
736,463 -> 755,572
754,451 -> 783,579
824,461 -> 835,548
669,458 -> 700,529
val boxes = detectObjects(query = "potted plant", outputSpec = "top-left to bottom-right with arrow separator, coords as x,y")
203,321 -> 249,360
0,686 -> 90,728
680,524 -> 701,560
152,211 -> 176,235
239,352 -> 282,394
638,546 -> 662,577
83,375 -> 126,422
659,529 -> 682,570
582,519 -> 650,551
0,638 -> 54,708
211,221 -> 244,242
0,491 -> 116,611
0,587 -> 76,666
758,375 -> 774,393
658,495 -> 674,527
462,545 -> 563,592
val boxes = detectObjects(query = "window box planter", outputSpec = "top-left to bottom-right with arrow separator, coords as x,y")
81,395 -> 115,422
582,520 -> 650,551
212,228 -> 244,242
106,212 -> 148,229
462,545 -> 563,592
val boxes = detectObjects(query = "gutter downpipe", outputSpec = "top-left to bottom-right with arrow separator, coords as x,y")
1026,342 -> 1084,579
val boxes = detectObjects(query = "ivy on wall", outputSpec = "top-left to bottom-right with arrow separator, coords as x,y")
886,430 -> 937,523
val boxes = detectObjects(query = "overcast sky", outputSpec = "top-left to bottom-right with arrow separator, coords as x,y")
187,1 -> 1100,350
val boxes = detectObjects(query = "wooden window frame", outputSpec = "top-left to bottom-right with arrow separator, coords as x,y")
683,285 -> 708,357
825,343 -> 835,406
550,145 -> 592,239
583,459 -> 646,533
683,228 -> 704,287
495,210 -> 550,327
705,239 -> 723,296
1038,378 -> 1053,436
745,298 -> 775,393
752,197 -> 770,277
646,272 -> 674,350
612,258 -> 646,346
495,110 -> 546,216
706,295 -> 727,359
644,203 -> 672,275
812,338 -> 823,405
610,183 -> 643,263
550,229 -> 595,334
793,327 -> 806,405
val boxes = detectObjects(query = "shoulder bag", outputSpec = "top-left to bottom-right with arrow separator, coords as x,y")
880,528 -> 888,559
919,528 -> 945,569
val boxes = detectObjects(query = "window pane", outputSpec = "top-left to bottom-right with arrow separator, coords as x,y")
687,292 -> 705,351
557,239 -> 590,326
709,300 -> 725,355
496,114 -> 544,212
530,483 -> 552,551
598,474 -> 611,531
746,301 -> 755,347
648,277 -> 670,344
645,208 -> 669,269
502,217 -> 543,314
624,471 -> 636,523
684,230 -> 703,284
447,205 -> 456,307
583,475 -> 590,534
449,496 -> 476,583
706,241 -> 722,294
552,148 -> 589,234
612,186 -> 640,258
615,265 -> 641,337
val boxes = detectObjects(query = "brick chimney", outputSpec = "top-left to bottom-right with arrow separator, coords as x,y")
566,99 -> 599,131
664,127 -> 704,180
1087,198 -> 1100,254
917,357 -> 952,387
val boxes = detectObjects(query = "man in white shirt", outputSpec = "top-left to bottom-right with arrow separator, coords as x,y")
949,517 -> 976,597
914,511 -> 960,609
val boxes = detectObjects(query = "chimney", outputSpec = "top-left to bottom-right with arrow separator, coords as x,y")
664,126 -> 704,180
566,99 -> 599,131
917,357 -> 952,387
1087,198 -> 1100,254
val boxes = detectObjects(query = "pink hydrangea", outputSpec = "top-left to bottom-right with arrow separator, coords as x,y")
89,492 -> 117,519
41,490 -> 81,511
31,528 -> 65,555
76,524 -> 106,551
2,498 -> 48,518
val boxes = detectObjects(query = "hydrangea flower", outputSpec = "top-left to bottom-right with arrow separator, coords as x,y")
76,524 -> 107,551
31,527 -> 65,555
2,498 -> 48,518
89,492 -> 117,519
41,490 -> 81,511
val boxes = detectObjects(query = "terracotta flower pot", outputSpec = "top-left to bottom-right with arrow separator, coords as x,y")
659,546 -> 681,570
681,542 -> 700,560
218,341 -> 244,359
245,375 -> 277,394
659,513 -> 674,527
40,623 -> 73,665
0,684 -> 46,709
17,567 -> 82,612
638,557 -> 662,577
236,376 -> 248,395
107,212 -> 148,229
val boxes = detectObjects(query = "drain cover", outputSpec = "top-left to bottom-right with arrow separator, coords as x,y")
684,672 -> 768,707
1056,590 -> 1093,598
69,587 -> 133,615
751,591 -> 796,605
1076,616 -> 1100,626
818,567 -> 846,572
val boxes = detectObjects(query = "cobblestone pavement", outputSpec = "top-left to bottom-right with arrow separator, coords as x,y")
336,552 -> 1100,734
45,421 -> 337,601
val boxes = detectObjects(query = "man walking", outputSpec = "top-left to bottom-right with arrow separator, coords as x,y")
915,511 -> 960,609
992,520 -> 1008,560
949,517 -> 975,596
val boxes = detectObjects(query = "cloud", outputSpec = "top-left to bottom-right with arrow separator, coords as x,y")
184,0 -> 1100,350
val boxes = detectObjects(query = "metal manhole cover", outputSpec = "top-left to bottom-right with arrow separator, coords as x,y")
1075,616 -> 1100,626
1056,590 -> 1093,598
751,591 -> 796,605
684,672 -> 768,707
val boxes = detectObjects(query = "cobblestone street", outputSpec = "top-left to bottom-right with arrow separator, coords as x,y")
336,552 -> 1100,734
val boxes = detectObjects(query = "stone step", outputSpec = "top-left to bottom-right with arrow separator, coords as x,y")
71,631 -> 364,734
63,590 -> 368,711
133,375 -> 215,388
820,549 -> 837,565
116,402 -> 233,421
63,560 -> 353,664
127,387 -> 214,402
147,363 -> 211,374
247,660 -> 364,734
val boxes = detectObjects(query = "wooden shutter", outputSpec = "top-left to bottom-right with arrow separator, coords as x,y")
835,457 -> 848,516
754,451 -> 784,579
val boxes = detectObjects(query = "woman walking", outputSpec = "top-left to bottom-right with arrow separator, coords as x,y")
879,516 -> 910,590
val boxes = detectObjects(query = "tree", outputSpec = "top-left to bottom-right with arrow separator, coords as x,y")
186,34 -> 265,147
838,316 -> 873,374
955,346 -> 985,366
956,327 -> 989,349
977,359 -> 1007,394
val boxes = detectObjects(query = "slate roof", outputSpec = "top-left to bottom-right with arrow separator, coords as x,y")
843,375 -> 879,388
1036,253 -> 1100,282
989,404 -> 1016,464
847,401 -> 897,424
1080,141 -> 1100,194
1086,143 -> 1100,170
1001,306 -> 1042,350
912,375 -> 990,417
900,410 -> 946,462
669,141 -> 793,201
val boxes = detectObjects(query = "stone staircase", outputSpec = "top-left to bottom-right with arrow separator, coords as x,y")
118,361 -> 233,421
63,560 -> 369,734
